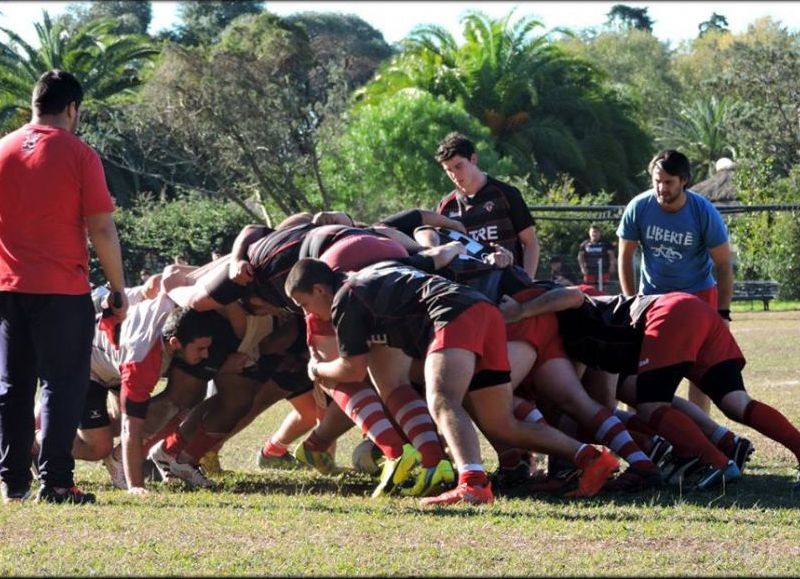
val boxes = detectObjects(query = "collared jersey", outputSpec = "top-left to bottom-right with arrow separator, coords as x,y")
436,175 -> 535,265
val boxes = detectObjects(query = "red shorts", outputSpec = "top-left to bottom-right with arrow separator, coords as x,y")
637,293 -> 744,383
688,285 -> 718,309
577,283 -> 604,297
506,287 -> 566,369
428,301 -> 510,388
583,272 -> 610,285
320,234 -> 408,273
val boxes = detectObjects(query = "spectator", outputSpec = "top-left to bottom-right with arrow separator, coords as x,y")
616,149 -> 734,414
577,224 -> 616,290
435,132 -> 540,278
0,70 -> 127,505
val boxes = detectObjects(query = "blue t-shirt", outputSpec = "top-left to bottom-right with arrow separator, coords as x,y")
616,190 -> 728,294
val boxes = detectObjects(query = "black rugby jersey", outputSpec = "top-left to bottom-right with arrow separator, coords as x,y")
247,222 -> 317,311
332,261 -> 492,359
556,294 -> 660,374
436,176 -> 535,265
299,224 -> 390,260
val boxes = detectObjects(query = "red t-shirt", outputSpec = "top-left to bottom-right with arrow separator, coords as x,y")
0,124 -> 114,294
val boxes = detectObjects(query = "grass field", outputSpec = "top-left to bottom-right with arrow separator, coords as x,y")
2,311 -> 799,576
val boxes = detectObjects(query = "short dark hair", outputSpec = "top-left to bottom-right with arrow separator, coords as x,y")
31,70 -> 83,116
162,307 -> 217,346
648,150 -> 692,187
285,258 -> 336,297
434,132 -> 476,163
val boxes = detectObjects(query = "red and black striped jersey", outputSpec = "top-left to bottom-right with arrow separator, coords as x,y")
332,261 -> 492,359
436,176 -> 535,265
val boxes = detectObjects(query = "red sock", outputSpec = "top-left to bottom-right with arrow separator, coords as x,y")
262,438 -> 288,458
649,406 -> 728,469
588,408 -> 655,471
163,430 -> 187,457
142,409 -> 188,455
459,469 -> 489,487
513,398 -> 545,424
182,423 -> 226,462
330,382 -> 406,460
385,385 -> 445,468
743,400 -> 800,461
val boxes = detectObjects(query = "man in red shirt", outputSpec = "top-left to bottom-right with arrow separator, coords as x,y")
0,70 -> 127,505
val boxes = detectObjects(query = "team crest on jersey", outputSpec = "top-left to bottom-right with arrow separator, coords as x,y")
21,131 -> 41,152
483,201 -> 495,213
368,334 -> 389,346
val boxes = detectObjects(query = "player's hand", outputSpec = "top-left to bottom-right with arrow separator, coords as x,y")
104,289 -> 129,322
307,358 -> 319,382
127,486 -> 149,496
312,211 -> 352,226
229,259 -> 254,285
485,244 -> 513,268
141,273 -> 162,299
498,295 -> 523,323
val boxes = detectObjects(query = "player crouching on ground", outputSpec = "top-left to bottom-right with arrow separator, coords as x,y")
79,293 -> 218,495
285,258 -> 619,507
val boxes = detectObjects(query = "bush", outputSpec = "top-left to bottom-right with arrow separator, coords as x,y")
90,195 -> 253,286
731,156 -> 800,298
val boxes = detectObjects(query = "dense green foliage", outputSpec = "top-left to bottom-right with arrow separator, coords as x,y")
2,5 -> 800,293
92,196 -> 252,285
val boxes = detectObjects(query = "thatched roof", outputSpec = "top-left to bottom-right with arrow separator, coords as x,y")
693,159 -> 738,204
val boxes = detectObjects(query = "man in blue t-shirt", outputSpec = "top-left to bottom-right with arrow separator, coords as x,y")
616,149 -> 734,413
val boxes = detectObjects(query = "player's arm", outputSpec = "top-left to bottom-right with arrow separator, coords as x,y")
709,241 -> 734,311
87,212 -> 128,320
312,353 -> 368,383
617,238 -> 639,296
415,210 -> 467,234
498,286 -> 584,323
518,225 -> 540,279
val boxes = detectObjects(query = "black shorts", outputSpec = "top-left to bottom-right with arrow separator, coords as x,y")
79,380 -> 111,430
240,353 -> 313,398
170,311 -> 239,380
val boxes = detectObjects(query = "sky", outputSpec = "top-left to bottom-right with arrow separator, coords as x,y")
0,1 -> 798,48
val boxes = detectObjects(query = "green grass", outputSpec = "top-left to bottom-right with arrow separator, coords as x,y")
2,311 -> 800,576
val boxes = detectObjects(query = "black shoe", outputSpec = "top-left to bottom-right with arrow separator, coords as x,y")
36,485 -> 96,505
647,435 -> 673,468
489,461 -> 532,496
1,482 -> 31,504
663,454 -> 703,485
694,461 -> 741,491
728,436 -> 754,472
603,465 -> 663,493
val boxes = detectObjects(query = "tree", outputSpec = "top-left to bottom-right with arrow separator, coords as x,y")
320,89 -> 516,221
559,28 -> 681,128
171,1 -> 264,45
0,11 -> 159,129
698,12 -> 729,37
606,5 -> 654,32
92,12 -> 349,222
358,10 -> 651,199
655,96 -> 740,180
62,1 -> 152,35
285,12 -> 394,89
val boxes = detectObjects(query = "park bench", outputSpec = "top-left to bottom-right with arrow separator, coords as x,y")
732,280 -> 780,310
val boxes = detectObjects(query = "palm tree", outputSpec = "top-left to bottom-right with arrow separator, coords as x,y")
655,96 -> 740,180
357,10 -> 651,198
0,10 -> 159,129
